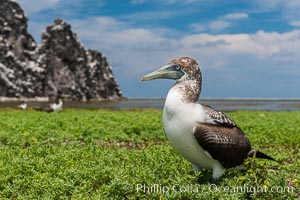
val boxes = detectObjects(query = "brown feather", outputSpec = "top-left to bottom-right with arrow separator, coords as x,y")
193,123 -> 251,168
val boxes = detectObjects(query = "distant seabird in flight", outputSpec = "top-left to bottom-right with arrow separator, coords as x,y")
141,57 -> 275,180
17,101 -> 27,110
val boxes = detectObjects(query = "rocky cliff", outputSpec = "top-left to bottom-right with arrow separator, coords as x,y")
0,0 -> 122,100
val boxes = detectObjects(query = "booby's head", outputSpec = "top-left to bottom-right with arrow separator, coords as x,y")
141,57 -> 201,83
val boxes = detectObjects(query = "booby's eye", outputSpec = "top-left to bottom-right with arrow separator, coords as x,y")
175,65 -> 181,70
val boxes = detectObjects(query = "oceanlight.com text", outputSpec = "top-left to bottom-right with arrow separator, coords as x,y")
136,184 -> 294,195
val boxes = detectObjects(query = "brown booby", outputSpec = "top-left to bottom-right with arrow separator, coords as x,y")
141,57 -> 274,180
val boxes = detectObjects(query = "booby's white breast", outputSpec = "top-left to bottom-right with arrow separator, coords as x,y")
162,87 -> 223,171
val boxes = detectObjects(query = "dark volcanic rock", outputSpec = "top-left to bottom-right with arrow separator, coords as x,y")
0,0 -> 122,100
37,19 -> 122,100
0,0 -> 40,97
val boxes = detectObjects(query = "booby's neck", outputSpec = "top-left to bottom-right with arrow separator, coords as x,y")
169,79 -> 201,104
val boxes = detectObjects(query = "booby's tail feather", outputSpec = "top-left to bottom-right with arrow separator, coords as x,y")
248,149 -> 276,161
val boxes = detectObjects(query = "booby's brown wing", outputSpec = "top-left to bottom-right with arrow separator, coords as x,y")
194,106 -> 251,168
202,105 -> 236,127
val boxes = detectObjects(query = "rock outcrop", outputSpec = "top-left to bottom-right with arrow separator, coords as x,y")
0,0 -> 122,100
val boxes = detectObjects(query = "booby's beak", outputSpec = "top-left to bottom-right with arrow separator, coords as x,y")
141,64 -> 184,81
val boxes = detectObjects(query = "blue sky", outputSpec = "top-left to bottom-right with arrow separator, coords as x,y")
17,0 -> 300,98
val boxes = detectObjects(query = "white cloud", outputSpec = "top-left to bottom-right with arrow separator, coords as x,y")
253,0 -> 285,10
283,0 -> 300,23
189,23 -> 206,32
72,17 -> 127,32
222,13 -> 249,20
208,20 -> 231,32
190,20 -> 231,33
16,0 -> 61,14
181,31 -> 278,58
289,21 -> 300,27
131,0 -> 145,4
254,0 -> 300,26
163,0 -> 200,4
189,12 -> 249,33
123,10 -> 180,21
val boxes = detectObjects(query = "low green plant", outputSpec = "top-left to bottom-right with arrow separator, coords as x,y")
0,109 -> 299,199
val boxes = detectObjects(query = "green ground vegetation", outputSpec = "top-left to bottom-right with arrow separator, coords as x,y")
0,109 -> 299,199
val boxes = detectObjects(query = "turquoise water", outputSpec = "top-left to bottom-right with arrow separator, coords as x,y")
1,98 -> 300,111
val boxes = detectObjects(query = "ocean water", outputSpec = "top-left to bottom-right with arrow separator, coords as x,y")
1,98 -> 300,111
